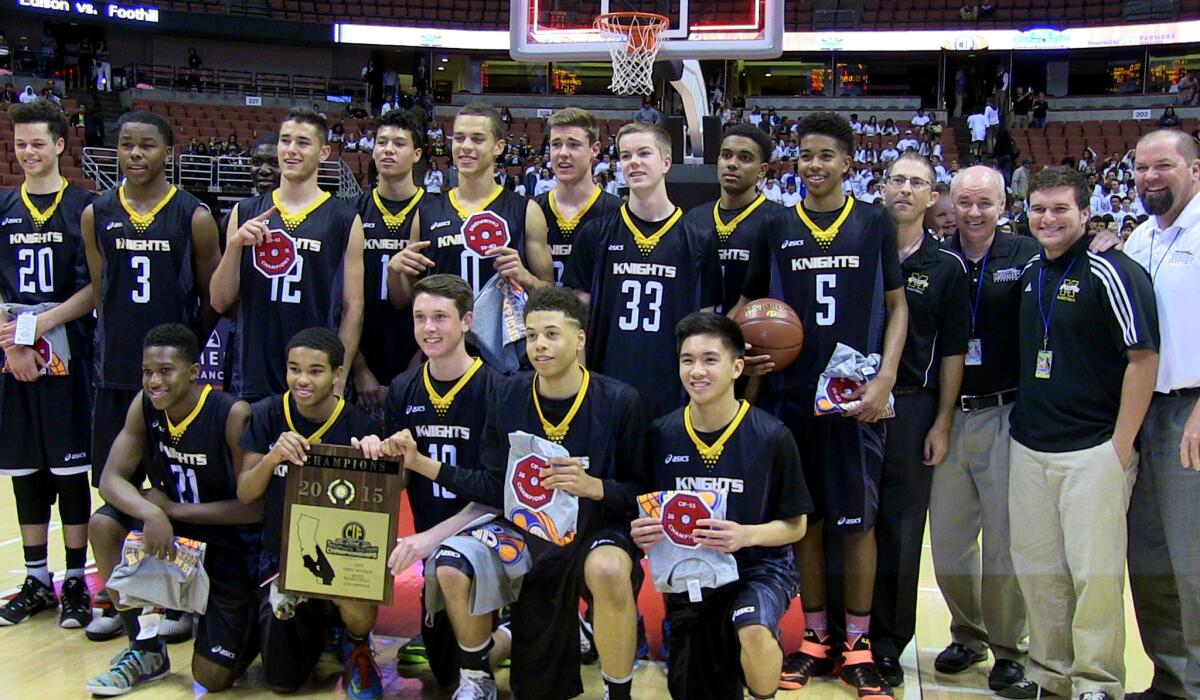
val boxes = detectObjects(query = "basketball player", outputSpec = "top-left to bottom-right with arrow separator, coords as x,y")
390,102 -> 553,304
82,111 -> 222,486
562,122 -> 723,417
738,112 -> 908,698
352,109 -> 426,413
382,274 -> 511,690
211,107 -> 365,402
236,327 -> 383,698
85,324 -> 262,695
383,286 -> 648,700
535,108 -> 622,284
249,135 -> 281,197
684,123 -> 784,313
633,312 -> 810,700
0,100 -> 95,628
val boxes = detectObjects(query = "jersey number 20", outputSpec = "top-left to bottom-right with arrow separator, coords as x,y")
618,279 -> 663,332
17,247 -> 54,294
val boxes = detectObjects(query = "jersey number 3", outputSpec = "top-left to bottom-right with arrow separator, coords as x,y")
618,279 -> 663,332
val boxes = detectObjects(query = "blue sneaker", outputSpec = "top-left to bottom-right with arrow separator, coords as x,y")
344,642 -> 383,699
84,644 -> 171,696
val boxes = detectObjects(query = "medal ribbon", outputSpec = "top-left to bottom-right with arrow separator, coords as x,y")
620,204 -> 683,255
272,190 -> 331,232
1036,251 -> 1081,351
684,400 -> 751,467
548,186 -> 602,237
20,178 -> 67,228
283,391 -> 346,444
423,357 -> 483,418
713,194 -> 767,242
119,185 -> 177,234
373,187 -> 424,232
795,196 -> 854,249
533,367 -> 590,444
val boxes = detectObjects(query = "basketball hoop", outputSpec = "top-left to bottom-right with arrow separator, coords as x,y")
594,12 -> 669,96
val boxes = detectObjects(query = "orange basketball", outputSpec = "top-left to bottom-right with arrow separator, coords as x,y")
734,298 -> 804,371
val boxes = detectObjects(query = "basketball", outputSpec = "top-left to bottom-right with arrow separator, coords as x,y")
735,298 -> 804,371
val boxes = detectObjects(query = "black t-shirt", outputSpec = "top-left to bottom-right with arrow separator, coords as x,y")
1032,100 -> 1048,119
1010,237 -> 1158,452
684,195 -> 785,314
898,234 -> 971,390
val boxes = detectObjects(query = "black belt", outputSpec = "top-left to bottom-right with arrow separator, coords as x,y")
959,389 -> 1017,412
1155,387 -> 1200,399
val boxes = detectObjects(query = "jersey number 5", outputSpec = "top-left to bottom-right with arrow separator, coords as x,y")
618,279 -> 663,332
816,273 -> 837,326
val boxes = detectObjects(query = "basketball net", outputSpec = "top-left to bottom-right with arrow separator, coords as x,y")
594,12 -> 669,96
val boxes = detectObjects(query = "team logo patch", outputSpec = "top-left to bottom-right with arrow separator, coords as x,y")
511,454 -> 553,509
467,522 -> 527,565
508,507 -> 575,546
253,229 -> 299,278
906,272 -> 930,294
815,376 -> 863,413
461,211 -> 510,256
1057,279 -> 1080,302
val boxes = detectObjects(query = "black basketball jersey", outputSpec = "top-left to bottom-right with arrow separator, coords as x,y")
684,194 -> 784,314
742,197 -> 904,394
561,205 -> 723,417
93,185 -> 206,389
142,386 -> 261,560
648,402 -> 811,566
232,191 -> 356,400
535,188 -> 622,285
0,181 -> 92,305
240,393 -> 379,572
354,187 -> 425,385
416,186 -> 527,295
384,357 -> 500,533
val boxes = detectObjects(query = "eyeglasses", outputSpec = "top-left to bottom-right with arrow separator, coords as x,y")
885,175 -> 931,190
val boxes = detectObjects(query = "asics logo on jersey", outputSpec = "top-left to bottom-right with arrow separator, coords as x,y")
210,645 -> 236,660
1,217 -> 24,226
791,255 -> 860,271
781,239 -> 805,249
664,454 -> 690,464
429,220 -> 453,230
837,516 -> 863,526
993,267 -> 1023,283
9,232 -> 63,244
105,221 -> 124,231
62,452 -> 87,462
608,244 -> 625,251
416,425 -> 470,440
611,262 -> 677,278
361,222 -> 376,229
732,606 -> 757,619
674,476 -> 744,493
405,404 -> 426,415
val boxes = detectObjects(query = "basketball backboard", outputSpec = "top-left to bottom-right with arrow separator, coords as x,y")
509,0 -> 784,61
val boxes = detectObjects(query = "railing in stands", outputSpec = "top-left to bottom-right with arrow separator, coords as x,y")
123,63 -> 361,101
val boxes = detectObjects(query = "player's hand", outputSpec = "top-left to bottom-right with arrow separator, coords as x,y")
629,516 -> 664,551
389,530 -> 439,575
352,365 -> 385,414
380,429 -> 419,461
143,487 -> 177,518
845,377 -> 895,423
693,519 -> 754,553
0,317 -> 36,350
1182,402 -> 1200,471
389,240 -> 435,278
923,423 -> 950,466
142,510 -> 176,560
5,345 -> 45,382
742,344 -> 776,376
230,206 -> 277,249
351,435 -> 384,460
541,457 -> 603,501
268,431 -> 310,468
488,246 -> 534,287
1090,229 -> 1123,252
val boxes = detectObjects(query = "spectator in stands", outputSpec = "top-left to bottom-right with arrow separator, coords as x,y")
762,176 -> 782,202
1030,92 -> 1049,128
38,82 -> 60,107
959,2 -> 979,20
863,115 -> 879,135
719,102 -> 734,126
500,106 -> 514,127
882,118 -> 901,136
748,106 -> 764,127
328,121 -> 346,149
93,40 -> 111,92
186,46 -> 202,91
187,136 -> 205,155
427,122 -> 443,142
503,173 -> 526,196
1090,186 -> 1115,214
429,137 -> 447,159
855,140 -> 877,164
978,0 -> 995,18
14,37 -> 34,74
1011,87 -> 1032,129
37,33 -> 55,79
897,129 -> 920,153
992,127 -> 1017,181
1011,158 -> 1031,200
1176,70 -> 1198,105
346,102 -> 369,120
968,106 -> 988,159
18,84 -> 36,104
1078,146 -> 1098,172
1158,106 -> 1183,128
880,140 -> 901,164
3,82 -> 20,104
356,128 -> 375,153
423,165 -> 444,194
382,66 -> 397,101
984,97 -> 1000,152
767,107 -> 781,128
931,154 -> 951,184
533,166 -> 555,196
360,59 -> 376,112
635,101 -> 662,125
850,113 -> 863,133
379,93 -> 400,116
781,181 -> 801,207
1008,199 -> 1029,236
0,34 -> 10,72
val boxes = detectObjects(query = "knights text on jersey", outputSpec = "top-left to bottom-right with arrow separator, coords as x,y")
684,195 -> 784,314
416,187 -> 528,296
384,359 -> 500,533
561,206 -> 723,417
93,186 -> 206,389
535,188 -> 622,285
232,191 -> 356,400
355,188 -> 425,384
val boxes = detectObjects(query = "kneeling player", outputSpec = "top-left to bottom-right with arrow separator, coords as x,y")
633,313 -> 810,700
85,324 -> 263,695
236,328 -> 383,699
386,286 -> 649,700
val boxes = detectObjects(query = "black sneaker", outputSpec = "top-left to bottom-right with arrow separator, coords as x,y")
876,655 -> 903,688
995,679 -> 1061,699
395,634 -> 428,665
59,577 -> 91,629
1126,689 -> 1186,700
0,576 -> 57,626
839,637 -> 894,699
935,642 -> 989,673
988,659 -> 1025,690
779,631 -> 839,690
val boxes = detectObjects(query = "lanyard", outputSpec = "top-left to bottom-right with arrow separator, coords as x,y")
966,249 -> 990,335
1036,252 -> 1080,350
1149,226 -> 1182,282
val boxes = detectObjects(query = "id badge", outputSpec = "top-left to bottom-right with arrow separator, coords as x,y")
13,313 -> 37,346
1035,349 -> 1053,380
966,338 -> 982,366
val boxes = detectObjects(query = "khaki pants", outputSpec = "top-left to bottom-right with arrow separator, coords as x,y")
929,404 -> 1027,660
1009,438 -> 1138,698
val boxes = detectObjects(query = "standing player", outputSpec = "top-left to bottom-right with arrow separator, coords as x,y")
390,102 -> 553,302
737,112 -> 908,697
0,100 -> 96,628
534,108 -> 622,285
383,274 -> 511,691
352,109 -> 426,413
84,324 -> 262,695
83,111 -> 222,486
563,122 -> 723,417
684,123 -> 784,313
211,107 -> 365,402
384,286 -> 649,700
236,327 -> 383,698
633,312 -> 810,700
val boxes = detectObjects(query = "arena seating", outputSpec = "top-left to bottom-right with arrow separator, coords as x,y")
1011,117 -> 1199,171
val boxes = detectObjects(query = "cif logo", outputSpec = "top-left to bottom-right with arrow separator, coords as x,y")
341,521 -> 366,541
327,478 -> 356,505
941,34 -> 988,51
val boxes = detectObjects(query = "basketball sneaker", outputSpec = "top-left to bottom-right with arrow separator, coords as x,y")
60,576 -> 91,629
452,669 -> 498,700
87,606 -> 124,642
344,642 -> 383,700
779,631 -> 839,690
396,633 -> 429,665
0,575 -> 57,626
840,636 -> 894,700
84,645 -> 170,696
158,610 -> 193,643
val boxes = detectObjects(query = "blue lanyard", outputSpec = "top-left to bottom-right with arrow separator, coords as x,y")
967,249 -> 990,334
1036,251 -> 1081,350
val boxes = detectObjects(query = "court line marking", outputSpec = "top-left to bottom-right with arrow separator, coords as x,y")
920,685 -> 994,696
0,522 -> 61,548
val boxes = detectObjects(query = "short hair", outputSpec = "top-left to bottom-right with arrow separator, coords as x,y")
721,123 -> 772,164
617,121 -> 672,159
887,152 -> 936,183
281,107 -> 328,144
1028,165 -> 1090,210
141,323 -> 199,362
412,273 -> 473,317
9,99 -> 68,142
116,111 -> 174,147
254,132 -> 279,148
286,327 -> 345,368
456,102 -> 504,142
547,107 -> 599,144
525,285 -> 589,330
797,112 -> 855,156
1138,128 -> 1199,163
675,312 -> 745,359
376,108 -> 425,151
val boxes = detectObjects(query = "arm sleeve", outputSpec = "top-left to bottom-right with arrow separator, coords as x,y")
939,260 -> 971,356
697,228 -> 724,309
436,393 -> 505,508
880,214 -> 905,291
561,223 -> 596,292
740,217 -> 774,300
1099,254 -> 1160,353
768,428 -> 812,521
598,390 -> 651,516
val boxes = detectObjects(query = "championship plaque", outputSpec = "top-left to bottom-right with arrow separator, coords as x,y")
279,444 -> 403,605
